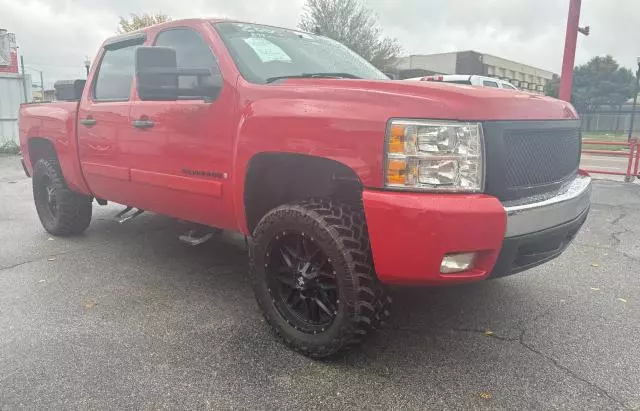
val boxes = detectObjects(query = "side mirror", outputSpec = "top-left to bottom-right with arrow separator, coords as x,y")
135,47 -> 221,101
136,47 -> 179,101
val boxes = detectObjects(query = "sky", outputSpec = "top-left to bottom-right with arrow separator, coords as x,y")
1,0 -> 639,88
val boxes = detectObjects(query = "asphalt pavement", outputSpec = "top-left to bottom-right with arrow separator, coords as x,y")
1,154 -> 639,410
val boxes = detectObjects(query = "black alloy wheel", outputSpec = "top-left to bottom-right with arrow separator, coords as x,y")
266,231 -> 339,333
251,199 -> 392,358
39,176 -> 58,220
32,158 -> 92,236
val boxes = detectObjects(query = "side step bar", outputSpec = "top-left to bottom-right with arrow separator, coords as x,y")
114,206 -> 145,224
179,226 -> 223,246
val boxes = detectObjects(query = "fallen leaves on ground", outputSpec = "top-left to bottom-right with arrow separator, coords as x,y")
483,330 -> 494,337
617,298 -> 628,303
590,262 -> 600,267
84,300 -> 97,310
590,287 -> 601,291
47,257 -> 56,261
478,391 -> 492,400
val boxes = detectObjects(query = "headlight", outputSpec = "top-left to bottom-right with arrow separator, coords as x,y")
385,119 -> 484,192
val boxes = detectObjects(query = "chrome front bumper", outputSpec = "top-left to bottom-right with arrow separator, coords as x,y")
504,174 -> 592,238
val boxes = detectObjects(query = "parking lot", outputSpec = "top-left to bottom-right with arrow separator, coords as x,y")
1,153 -> 639,409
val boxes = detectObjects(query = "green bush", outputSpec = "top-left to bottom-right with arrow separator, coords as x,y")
0,140 -> 21,155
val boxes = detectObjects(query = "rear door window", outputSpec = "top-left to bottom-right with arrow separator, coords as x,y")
93,43 -> 140,101
154,28 -> 222,96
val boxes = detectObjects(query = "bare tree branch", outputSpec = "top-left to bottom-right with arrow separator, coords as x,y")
118,13 -> 171,34
299,0 -> 401,70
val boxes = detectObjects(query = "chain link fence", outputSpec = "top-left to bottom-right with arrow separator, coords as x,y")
579,112 -> 640,134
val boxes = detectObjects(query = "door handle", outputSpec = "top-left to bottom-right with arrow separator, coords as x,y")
80,117 -> 96,127
131,119 -> 154,129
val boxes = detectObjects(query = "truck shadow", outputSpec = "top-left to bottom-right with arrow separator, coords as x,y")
120,213 -> 541,363
86,208 -> 550,378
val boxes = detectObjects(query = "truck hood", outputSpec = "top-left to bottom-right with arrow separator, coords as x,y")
274,78 -> 578,121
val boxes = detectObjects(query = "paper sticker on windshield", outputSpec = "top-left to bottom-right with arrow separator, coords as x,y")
243,38 -> 292,63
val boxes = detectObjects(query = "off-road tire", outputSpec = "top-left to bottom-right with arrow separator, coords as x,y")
251,198 -> 391,358
33,158 -> 92,236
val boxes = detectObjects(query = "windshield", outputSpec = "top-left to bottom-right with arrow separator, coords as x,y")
213,22 -> 388,84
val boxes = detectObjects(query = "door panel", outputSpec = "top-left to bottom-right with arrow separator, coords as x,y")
126,27 -> 236,228
78,101 -> 132,203
77,40 -> 142,204
127,99 -> 235,227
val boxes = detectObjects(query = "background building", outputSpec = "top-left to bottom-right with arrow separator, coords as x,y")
32,89 -> 55,102
392,50 -> 556,94
0,29 -> 32,144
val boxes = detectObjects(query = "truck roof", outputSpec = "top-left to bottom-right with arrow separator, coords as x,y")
102,18 -> 235,46
102,18 -> 309,47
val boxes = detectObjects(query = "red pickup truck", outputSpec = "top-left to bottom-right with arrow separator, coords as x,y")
19,19 -> 591,357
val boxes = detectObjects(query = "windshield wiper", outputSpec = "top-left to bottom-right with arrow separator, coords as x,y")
265,72 -> 361,83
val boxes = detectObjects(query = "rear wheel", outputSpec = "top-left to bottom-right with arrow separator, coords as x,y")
251,198 -> 391,358
33,158 -> 92,236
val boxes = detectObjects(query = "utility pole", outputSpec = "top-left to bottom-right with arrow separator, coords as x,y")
559,0 -> 589,102
20,55 -> 28,102
559,0 -> 581,102
40,71 -> 45,102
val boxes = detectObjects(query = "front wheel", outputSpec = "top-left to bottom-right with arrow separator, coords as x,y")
33,158 -> 92,236
251,199 -> 391,358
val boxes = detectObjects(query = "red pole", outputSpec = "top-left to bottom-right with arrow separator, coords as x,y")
634,139 -> 640,178
559,0 -> 582,102
625,139 -> 636,181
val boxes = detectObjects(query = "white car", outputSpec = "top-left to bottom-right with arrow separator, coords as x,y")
405,74 -> 519,90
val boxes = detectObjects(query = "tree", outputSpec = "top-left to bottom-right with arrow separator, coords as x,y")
544,74 -> 560,98
118,13 -> 171,33
298,0 -> 401,70
545,56 -> 636,114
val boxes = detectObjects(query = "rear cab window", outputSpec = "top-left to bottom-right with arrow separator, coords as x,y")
482,80 -> 499,88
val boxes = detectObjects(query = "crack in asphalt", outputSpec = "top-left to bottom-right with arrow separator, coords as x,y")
390,299 -> 629,408
610,228 -> 632,246
621,251 -> 640,263
0,249 -> 81,272
576,242 -> 640,264
0,259 -> 39,272
610,210 -> 628,227
504,303 -> 628,408
575,205 -> 640,263
517,330 -> 627,408
0,223 -> 176,272
607,209 -> 632,247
